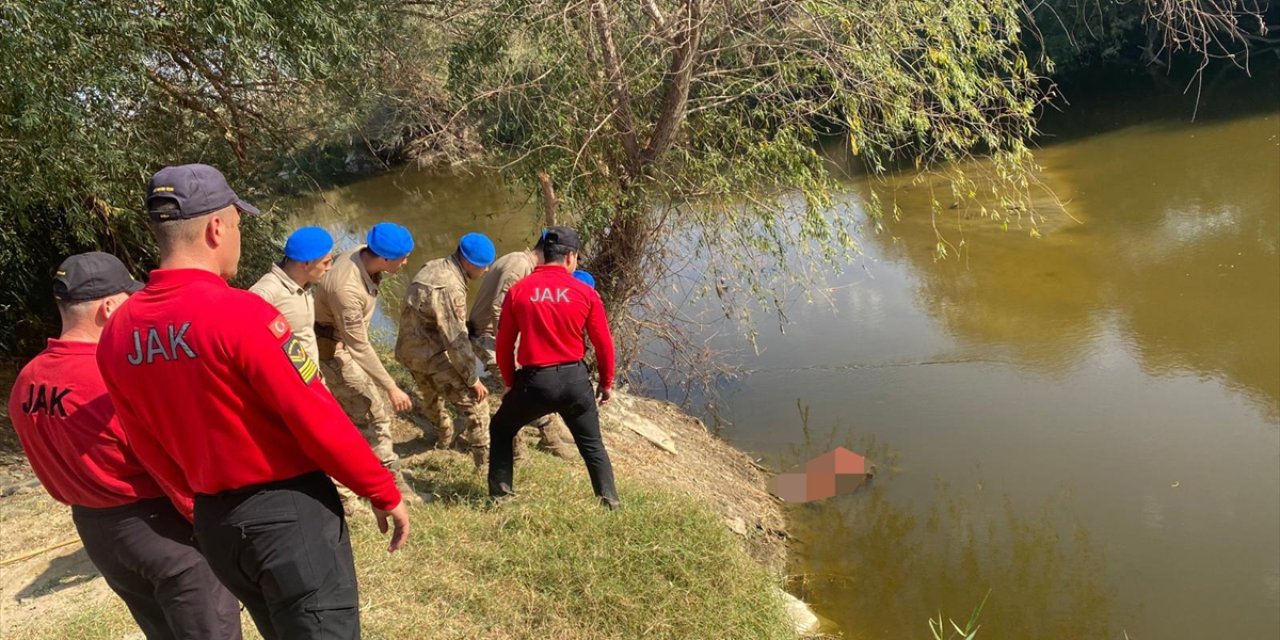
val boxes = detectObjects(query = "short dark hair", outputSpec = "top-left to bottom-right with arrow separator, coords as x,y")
148,200 -> 205,250
542,243 -> 572,264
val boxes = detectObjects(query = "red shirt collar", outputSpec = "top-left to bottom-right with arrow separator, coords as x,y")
145,268 -> 228,289
43,338 -> 97,355
532,264 -> 573,276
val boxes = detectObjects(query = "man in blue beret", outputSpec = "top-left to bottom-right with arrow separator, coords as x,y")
395,232 -> 496,468
573,270 -> 596,288
249,226 -> 335,365
314,222 -> 420,503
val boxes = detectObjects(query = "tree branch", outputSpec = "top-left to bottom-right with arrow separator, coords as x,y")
590,0 -> 642,171
641,0 -> 702,164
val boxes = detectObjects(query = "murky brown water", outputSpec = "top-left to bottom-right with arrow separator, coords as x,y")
303,97 -> 1280,639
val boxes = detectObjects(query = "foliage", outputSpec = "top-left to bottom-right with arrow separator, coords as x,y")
428,0 -> 1045,373
929,590 -> 991,640
1026,0 -> 1274,76
0,0 -> 403,356
21,451 -> 796,640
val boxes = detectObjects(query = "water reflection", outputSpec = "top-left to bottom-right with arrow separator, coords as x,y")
297,101 -> 1280,640
857,112 -> 1280,420
789,482 -> 1119,639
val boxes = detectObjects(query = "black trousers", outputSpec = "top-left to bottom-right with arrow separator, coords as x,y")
194,472 -> 360,640
72,497 -> 242,640
488,362 -> 620,507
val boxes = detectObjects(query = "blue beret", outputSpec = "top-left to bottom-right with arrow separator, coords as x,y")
458,232 -> 496,267
367,222 -> 414,260
283,226 -> 334,262
573,270 -> 596,288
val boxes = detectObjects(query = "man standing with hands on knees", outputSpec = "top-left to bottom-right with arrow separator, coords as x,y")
9,252 -> 241,640
396,232 -> 496,468
488,226 -> 620,509
97,163 -> 409,640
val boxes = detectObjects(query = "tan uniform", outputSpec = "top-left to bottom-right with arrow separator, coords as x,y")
396,255 -> 490,465
313,247 -> 400,472
469,250 -> 536,340
249,264 -> 320,365
467,250 -> 574,460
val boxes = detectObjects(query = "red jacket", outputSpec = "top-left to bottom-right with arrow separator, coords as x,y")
7,339 -> 172,511
97,269 -> 401,513
496,264 -> 615,389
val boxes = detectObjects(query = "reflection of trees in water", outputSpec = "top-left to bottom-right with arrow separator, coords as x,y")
774,405 -> 1117,637
788,482 -> 1119,639
856,113 -> 1280,420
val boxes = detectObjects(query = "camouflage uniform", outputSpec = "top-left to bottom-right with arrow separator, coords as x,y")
467,250 -> 574,459
313,247 -> 413,501
396,255 -> 490,467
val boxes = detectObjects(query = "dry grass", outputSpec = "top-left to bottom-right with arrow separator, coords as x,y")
14,449 -> 793,640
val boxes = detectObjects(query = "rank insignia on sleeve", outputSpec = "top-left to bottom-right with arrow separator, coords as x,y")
282,335 -> 319,384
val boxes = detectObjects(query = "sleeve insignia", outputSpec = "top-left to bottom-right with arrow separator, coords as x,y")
268,313 -> 290,339
282,335 -> 320,384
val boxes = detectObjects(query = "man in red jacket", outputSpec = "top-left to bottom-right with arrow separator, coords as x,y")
488,226 -> 620,508
97,164 -> 410,640
8,252 -> 242,640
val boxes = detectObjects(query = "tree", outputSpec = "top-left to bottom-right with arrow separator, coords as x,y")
0,0 -> 403,355
431,0 -> 1045,377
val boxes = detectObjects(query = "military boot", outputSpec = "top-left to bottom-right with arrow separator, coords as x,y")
434,423 -> 455,450
394,470 -> 424,505
471,446 -> 489,470
538,418 -> 577,460
513,430 -> 531,462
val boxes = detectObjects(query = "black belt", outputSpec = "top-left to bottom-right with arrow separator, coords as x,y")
195,471 -> 327,501
71,496 -> 172,518
522,361 -> 583,372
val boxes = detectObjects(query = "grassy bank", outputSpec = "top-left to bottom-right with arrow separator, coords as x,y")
14,449 -> 795,640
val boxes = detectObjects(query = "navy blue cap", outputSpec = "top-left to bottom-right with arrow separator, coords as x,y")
458,232 -> 496,267
283,226 -> 335,262
367,222 -> 414,260
541,225 -> 581,252
573,270 -> 596,288
53,252 -> 145,301
146,164 -> 260,221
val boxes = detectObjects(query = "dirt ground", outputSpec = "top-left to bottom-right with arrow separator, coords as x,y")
0,390 -> 786,637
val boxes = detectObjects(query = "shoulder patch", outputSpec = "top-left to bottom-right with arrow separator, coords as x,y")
268,314 -> 290,340
282,335 -> 320,384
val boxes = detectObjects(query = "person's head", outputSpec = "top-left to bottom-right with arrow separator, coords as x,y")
456,232 -> 496,279
145,164 -> 260,279
52,252 -> 144,339
363,222 -> 414,275
281,226 -> 335,285
531,235 -> 547,266
572,269 -> 596,289
539,226 -> 581,271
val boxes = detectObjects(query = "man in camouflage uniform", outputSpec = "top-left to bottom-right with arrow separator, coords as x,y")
396,233 -> 496,468
468,240 -> 576,459
314,222 -> 418,503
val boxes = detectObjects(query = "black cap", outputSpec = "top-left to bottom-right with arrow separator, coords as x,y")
146,163 -> 261,221
53,252 -> 145,302
541,226 -> 581,251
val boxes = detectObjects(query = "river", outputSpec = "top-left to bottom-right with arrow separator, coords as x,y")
302,80 -> 1280,639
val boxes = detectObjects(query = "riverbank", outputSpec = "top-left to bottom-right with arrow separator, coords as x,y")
0,388 -> 821,639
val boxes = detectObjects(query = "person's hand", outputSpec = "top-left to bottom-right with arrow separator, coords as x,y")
372,501 -> 411,553
387,386 -> 412,412
471,381 -> 489,403
597,385 -> 613,406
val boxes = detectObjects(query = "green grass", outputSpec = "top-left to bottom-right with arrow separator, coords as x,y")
22,452 -> 795,640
